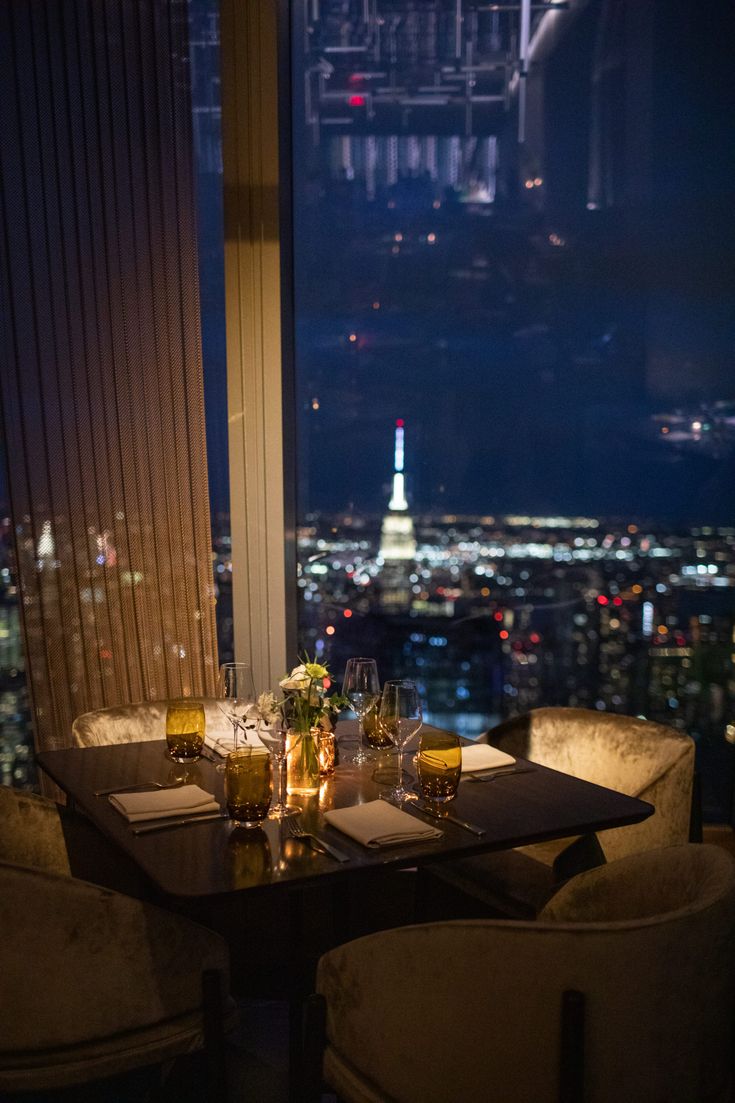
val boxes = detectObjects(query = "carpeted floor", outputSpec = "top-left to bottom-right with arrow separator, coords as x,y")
225,999 -> 336,1103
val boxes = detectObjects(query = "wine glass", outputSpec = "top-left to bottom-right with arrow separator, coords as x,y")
216,662 -> 256,770
257,714 -> 301,819
378,679 -> 422,803
342,657 -> 381,766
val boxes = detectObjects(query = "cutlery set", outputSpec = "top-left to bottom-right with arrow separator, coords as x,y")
132,811 -> 352,857
98,780 -> 350,855
98,761 -> 533,845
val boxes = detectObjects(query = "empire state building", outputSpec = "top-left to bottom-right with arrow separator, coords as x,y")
379,419 -> 416,561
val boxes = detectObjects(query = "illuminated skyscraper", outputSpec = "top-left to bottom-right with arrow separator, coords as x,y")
380,419 -> 416,562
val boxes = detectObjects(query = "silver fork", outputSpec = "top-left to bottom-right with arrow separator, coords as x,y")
95,780 -> 187,798
287,821 -> 350,862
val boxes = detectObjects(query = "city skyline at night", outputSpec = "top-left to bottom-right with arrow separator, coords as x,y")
2,0 -> 734,820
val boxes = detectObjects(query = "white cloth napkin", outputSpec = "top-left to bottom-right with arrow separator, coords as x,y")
109,785 -> 220,823
205,722 -> 266,757
461,744 -> 515,773
324,800 -> 442,848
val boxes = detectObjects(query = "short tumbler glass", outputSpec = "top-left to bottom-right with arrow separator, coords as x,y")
225,747 -> 273,828
417,731 -> 462,804
165,700 -> 205,763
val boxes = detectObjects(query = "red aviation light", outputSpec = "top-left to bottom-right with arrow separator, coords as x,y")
348,95 -> 366,107
396,418 -> 404,427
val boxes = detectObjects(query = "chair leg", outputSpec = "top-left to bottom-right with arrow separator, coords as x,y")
559,989 -> 585,1103
690,769 -> 703,842
202,968 -> 228,1102
302,993 -> 327,1103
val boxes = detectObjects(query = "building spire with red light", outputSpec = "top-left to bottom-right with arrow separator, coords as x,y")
388,418 -> 408,511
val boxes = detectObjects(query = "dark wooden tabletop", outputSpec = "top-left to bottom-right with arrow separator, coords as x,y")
37,728 -> 653,900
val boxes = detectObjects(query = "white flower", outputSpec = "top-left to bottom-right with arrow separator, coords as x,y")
256,691 -> 281,725
279,664 -> 312,693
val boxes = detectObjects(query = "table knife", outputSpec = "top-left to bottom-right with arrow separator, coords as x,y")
132,811 -> 226,835
410,799 -> 486,836
304,834 -> 351,863
466,765 -> 536,783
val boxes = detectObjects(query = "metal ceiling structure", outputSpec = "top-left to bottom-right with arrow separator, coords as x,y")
300,0 -> 573,142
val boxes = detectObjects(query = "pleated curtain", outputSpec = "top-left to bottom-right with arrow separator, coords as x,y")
0,0 -> 219,754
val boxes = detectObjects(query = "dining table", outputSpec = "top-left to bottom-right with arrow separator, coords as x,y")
37,722 -> 653,1099
37,722 -> 653,899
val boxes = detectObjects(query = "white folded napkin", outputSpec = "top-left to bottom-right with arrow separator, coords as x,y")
461,744 -> 515,773
205,722 -> 266,757
109,785 -> 220,823
324,800 -> 442,848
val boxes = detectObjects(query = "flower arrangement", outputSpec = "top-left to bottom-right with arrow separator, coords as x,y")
278,659 -> 348,734
259,658 -> 346,793
244,658 -> 347,735
243,658 -> 347,793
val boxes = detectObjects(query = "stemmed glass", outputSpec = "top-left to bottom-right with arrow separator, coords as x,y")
257,714 -> 301,819
378,678 -> 422,803
216,662 -> 256,771
342,657 -> 381,767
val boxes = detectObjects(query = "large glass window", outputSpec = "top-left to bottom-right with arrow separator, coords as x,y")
189,0 -> 232,663
291,0 -> 735,820
0,438 -> 35,789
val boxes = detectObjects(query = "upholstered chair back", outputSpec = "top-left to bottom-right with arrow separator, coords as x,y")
489,707 -> 694,861
0,860 -> 232,1093
0,786 -> 71,876
0,785 -> 233,1093
315,845 -> 735,1103
72,697 -> 231,747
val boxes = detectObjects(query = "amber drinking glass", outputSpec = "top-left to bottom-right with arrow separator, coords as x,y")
225,748 -> 272,828
363,702 -> 393,749
417,731 -> 462,803
165,700 -> 205,763
318,730 -> 336,776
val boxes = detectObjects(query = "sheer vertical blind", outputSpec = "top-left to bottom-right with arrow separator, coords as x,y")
0,0 -> 218,754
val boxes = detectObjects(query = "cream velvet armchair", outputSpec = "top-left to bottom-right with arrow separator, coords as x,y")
0,786 -> 234,1097
424,707 -> 695,917
72,697 -> 231,746
484,708 -> 695,863
311,844 -> 735,1103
